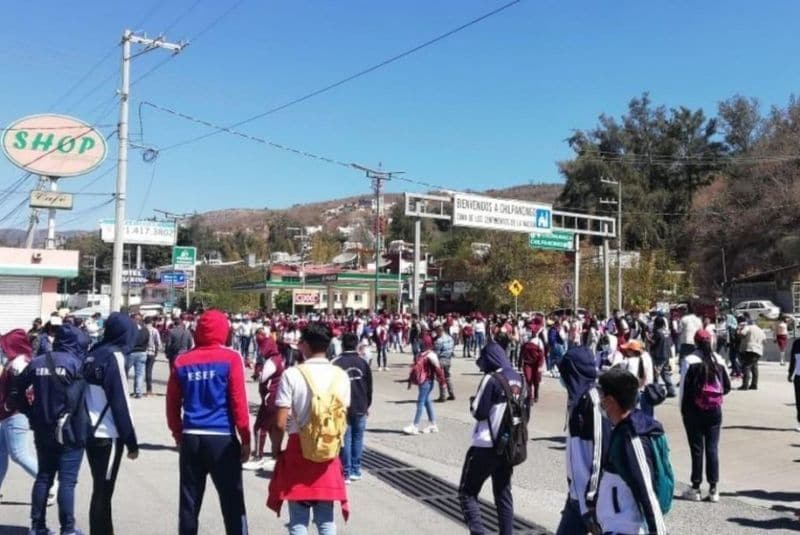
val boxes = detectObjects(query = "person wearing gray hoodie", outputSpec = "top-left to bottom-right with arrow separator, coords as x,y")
555,346 -> 609,535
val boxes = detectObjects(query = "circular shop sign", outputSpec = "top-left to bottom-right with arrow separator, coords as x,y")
2,114 -> 108,177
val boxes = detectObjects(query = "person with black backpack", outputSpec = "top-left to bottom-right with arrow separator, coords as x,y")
12,323 -> 90,535
679,329 -> 731,503
458,339 -> 529,535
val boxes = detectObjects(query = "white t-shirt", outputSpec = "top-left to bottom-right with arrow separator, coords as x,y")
624,352 -> 654,390
679,314 -> 703,346
474,320 -> 486,334
276,357 -> 350,435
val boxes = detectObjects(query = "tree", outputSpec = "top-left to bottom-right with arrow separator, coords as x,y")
274,290 -> 292,313
308,232 -> 340,264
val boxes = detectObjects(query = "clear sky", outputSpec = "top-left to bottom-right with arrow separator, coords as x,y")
2,0 -> 800,230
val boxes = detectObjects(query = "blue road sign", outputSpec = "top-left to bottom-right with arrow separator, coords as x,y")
534,208 -> 551,230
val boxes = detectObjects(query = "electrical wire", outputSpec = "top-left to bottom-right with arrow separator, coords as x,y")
77,165 -> 119,194
60,197 -> 116,226
138,159 -> 159,218
156,0 -> 523,152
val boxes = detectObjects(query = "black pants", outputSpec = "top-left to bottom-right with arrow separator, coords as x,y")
458,446 -> 514,535
741,351 -> 760,388
180,434 -> 247,535
438,360 -> 454,399
86,437 -> 124,535
682,411 -> 721,487
145,353 -> 157,393
793,376 -> 800,423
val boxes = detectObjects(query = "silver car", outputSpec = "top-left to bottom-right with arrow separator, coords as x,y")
733,300 -> 781,320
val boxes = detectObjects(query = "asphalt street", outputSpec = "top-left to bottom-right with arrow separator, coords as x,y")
2,347 -> 800,534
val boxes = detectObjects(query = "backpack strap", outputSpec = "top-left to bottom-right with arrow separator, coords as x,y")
296,364 -> 317,397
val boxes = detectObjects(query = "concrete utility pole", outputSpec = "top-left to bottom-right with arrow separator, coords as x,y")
413,205 -> 422,315
110,30 -> 184,313
352,164 -> 404,314
24,177 -> 48,248
600,176 -> 622,310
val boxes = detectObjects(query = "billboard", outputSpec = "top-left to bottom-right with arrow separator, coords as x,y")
452,193 -> 552,234
99,219 -> 177,246
2,114 -> 108,177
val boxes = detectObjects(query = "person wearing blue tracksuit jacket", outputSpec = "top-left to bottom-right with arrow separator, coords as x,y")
13,324 -> 89,535
597,368 -> 668,535
555,346 -> 610,535
82,312 -> 140,535
458,338 -> 529,535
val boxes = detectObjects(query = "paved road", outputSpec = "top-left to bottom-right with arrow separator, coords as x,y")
2,348 -> 800,534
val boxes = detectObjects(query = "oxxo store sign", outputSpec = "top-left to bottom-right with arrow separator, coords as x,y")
2,114 -> 107,177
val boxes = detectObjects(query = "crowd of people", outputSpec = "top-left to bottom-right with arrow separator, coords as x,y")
0,302 -> 793,534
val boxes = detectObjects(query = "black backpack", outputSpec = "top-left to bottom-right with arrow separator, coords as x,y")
489,372 -> 529,466
45,352 -> 90,448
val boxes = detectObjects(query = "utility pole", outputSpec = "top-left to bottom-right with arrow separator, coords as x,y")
600,175 -> 622,310
24,177 -> 48,248
413,203 -> 422,315
110,30 -> 184,313
352,163 -> 404,314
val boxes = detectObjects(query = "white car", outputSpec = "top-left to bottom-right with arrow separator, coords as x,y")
733,300 -> 781,320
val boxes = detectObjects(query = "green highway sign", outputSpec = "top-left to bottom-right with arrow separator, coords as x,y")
172,246 -> 197,269
529,230 -> 575,252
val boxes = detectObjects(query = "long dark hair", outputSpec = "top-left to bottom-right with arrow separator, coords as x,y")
696,339 -> 718,382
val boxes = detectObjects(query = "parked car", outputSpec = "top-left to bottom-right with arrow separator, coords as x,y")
733,300 -> 781,320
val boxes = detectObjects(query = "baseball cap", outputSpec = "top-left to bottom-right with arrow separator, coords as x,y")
694,329 -> 712,344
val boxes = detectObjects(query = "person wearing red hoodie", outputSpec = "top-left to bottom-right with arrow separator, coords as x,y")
167,309 -> 251,535
0,329 -> 40,503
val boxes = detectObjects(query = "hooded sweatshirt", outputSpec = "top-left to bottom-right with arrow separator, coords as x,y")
83,312 -> 139,453
597,410 -> 668,535
13,325 -> 87,435
166,309 -> 250,445
469,342 -> 528,448
557,346 -> 609,517
0,329 -> 33,420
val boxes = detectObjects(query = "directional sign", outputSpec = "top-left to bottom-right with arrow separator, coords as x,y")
508,279 -> 524,297
529,230 -> 575,252
452,193 -> 552,234
160,271 -> 187,287
172,246 -> 197,269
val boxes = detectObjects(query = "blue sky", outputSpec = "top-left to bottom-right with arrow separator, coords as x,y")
2,0 -> 800,230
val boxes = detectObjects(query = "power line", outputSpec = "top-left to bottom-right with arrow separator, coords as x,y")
138,159 -> 159,218
155,0 -> 523,152
131,0 -> 246,87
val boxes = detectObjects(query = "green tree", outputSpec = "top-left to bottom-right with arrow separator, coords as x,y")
274,290 -> 292,313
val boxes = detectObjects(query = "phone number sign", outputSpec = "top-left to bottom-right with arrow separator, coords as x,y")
99,219 -> 177,246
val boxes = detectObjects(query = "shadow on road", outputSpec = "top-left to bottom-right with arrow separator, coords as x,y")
723,489 -> 800,502
530,435 -> 566,444
726,516 -> 800,531
368,428 -> 407,435
0,526 -> 29,534
387,400 -> 417,405
722,425 -> 795,432
138,442 -> 178,452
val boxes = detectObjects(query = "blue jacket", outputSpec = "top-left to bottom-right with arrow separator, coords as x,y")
83,312 -> 139,453
14,324 -> 87,436
469,342 -> 528,448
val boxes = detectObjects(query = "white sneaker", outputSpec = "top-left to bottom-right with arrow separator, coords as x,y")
709,488 -> 720,503
349,474 -> 362,481
403,424 -> 420,435
682,487 -> 702,502
259,458 -> 276,472
422,424 -> 439,434
383,367 -> 389,371
242,459 -> 264,471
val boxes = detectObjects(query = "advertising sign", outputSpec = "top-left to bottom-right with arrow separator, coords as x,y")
452,193 -> 552,234
2,114 -> 108,177
99,219 -> 177,246
172,246 -> 197,269
29,190 -> 74,210
293,289 -> 320,305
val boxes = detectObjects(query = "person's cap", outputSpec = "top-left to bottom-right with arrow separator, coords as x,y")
694,329 -> 712,344
49,316 -> 63,326
619,339 -> 643,353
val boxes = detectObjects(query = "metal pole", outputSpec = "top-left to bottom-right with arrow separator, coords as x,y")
617,178 -> 622,310
125,248 -> 131,310
515,294 -> 518,317
374,182 -> 382,314
721,247 -> 728,283
46,177 -> 57,249
111,30 -> 132,312
396,243 -> 402,314
603,222 -> 611,319
136,244 -> 142,269
92,255 -> 97,294
413,213 -> 421,315
573,233 -> 580,313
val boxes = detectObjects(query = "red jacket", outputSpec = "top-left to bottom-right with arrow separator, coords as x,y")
166,310 -> 250,445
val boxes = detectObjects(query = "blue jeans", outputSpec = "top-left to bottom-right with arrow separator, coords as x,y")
341,414 -> 367,479
475,332 -> 486,350
0,413 -> 38,489
376,345 -> 388,368
129,351 -> 147,396
413,380 -> 435,426
32,432 -> 83,534
288,500 -> 335,535
240,336 -> 251,359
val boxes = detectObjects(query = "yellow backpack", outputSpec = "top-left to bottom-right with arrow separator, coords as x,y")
297,364 -> 347,463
